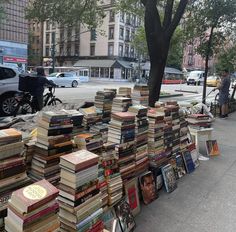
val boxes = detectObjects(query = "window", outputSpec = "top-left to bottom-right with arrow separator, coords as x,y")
45,47 -> 50,57
60,45 -> 64,55
90,44 -> 95,56
108,43 -> 114,56
130,47 -> 134,57
46,33 -> 50,44
46,21 -> 50,30
120,12 -> 124,23
67,44 -> 71,56
91,29 -> 97,41
109,10 -> 115,22
119,44 -> 123,56
0,67 -> 16,80
126,13 -> 130,24
125,44 -> 129,57
125,29 -> 130,41
109,26 -> 114,39
119,27 -> 124,40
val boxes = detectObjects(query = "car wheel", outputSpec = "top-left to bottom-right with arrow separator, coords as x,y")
0,93 -> 18,116
72,80 -> 78,88
187,83 -> 189,85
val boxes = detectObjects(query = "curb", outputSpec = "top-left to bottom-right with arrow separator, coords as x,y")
175,90 -> 198,94
159,93 -> 183,98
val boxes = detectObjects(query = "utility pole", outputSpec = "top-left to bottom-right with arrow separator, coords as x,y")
51,32 -> 56,73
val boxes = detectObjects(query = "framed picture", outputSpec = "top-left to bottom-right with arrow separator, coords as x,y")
114,199 -> 136,232
124,178 -> 140,216
139,171 -> 158,205
206,140 -> 220,156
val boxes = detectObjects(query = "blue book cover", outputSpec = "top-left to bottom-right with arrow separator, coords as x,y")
161,164 -> 177,193
182,151 -> 195,173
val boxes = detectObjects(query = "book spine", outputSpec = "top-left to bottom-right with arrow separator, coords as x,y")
75,189 -> 100,207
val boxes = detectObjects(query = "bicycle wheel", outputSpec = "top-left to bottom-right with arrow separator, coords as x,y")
48,98 -> 62,106
13,100 -> 34,117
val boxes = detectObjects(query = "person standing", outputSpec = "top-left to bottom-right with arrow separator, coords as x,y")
215,69 -> 231,118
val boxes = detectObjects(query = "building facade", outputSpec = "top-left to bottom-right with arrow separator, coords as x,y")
42,0 -> 141,80
0,0 -> 28,71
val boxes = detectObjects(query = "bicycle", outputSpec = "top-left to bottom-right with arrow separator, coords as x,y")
13,86 -> 62,116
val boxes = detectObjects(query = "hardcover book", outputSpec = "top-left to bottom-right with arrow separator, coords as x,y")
138,171 -> 157,205
182,150 -> 195,173
161,164 -> 177,193
114,199 -> 136,232
124,178 -> 140,216
10,179 -> 59,214
206,140 -> 220,156
175,154 -> 186,178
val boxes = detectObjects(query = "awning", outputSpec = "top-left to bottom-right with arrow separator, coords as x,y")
74,59 -> 115,68
112,60 -> 132,69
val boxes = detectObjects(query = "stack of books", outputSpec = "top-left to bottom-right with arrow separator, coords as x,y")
118,87 -> 132,97
62,109 -> 84,136
29,111 -> 73,185
128,105 -> 149,175
132,84 -> 149,106
111,97 -> 132,113
147,109 -> 168,168
94,90 -> 116,123
186,114 -> 212,129
179,110 -> 189,151
58,150 -> 104,232
0,129 -> 31,217
101,143 -> 122,206
90,123 -> 109,144
166,103 -> 181,153
5,179 -> 59,232
74,132 -> 103,155
79,106 -> 102,130
24,139 -> 36,173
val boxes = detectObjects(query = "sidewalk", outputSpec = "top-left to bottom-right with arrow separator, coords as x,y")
136,112 -> 236,232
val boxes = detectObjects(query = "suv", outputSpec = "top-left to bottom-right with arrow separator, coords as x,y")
0,65 -> 19,116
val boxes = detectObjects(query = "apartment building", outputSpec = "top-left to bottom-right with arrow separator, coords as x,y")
42,0 -> 141,80
0,0 -> 28,71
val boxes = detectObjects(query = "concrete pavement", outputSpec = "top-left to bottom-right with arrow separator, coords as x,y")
135,112 -> 236,232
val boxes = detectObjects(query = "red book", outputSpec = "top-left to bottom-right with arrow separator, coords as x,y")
60,149 -> 99,171
10,179 -> 59,214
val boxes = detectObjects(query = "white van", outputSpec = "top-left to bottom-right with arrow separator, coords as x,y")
187,71 -> 205,85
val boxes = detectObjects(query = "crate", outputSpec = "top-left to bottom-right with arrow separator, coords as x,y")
18,74 -> 38,92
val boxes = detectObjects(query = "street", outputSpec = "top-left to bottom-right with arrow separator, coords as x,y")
53,79 -> 217,106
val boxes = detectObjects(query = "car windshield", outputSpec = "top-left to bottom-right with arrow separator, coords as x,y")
189,72 -> 202,78
48,73 -> 58,77
207,76 -> 215,80
64,72 -> 75,77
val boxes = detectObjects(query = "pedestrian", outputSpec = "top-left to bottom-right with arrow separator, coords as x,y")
30,67 -> 56,111
215,69 -> 231,118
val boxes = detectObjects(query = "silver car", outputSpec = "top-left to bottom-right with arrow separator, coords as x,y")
47,72 -> 81,87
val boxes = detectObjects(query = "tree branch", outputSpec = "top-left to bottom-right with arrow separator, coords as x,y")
163,0 -> 174,29
167,0 -> 188,36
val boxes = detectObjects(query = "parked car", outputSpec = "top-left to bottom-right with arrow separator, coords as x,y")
187,71 -> 205,85
47,72 -> 81,87
0,65 -> 19,116
206,75 -> 220,87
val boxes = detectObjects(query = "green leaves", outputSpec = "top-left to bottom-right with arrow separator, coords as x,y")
26,0 -> 105,29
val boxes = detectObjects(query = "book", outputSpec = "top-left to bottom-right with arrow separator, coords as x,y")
138,171 -> 157,205
175,154 -> 186,178
114,199 -> 136,232
161,164 -> 177,193
0,128 -> 22,146
182,150 -> 195,173
10,179 -> 59,214
60,149 -> 99,172
124,178 -> 140,216
206,140 -> 220,156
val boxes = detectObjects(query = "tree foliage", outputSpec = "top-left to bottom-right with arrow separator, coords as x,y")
26,0 -> 106,29
184,0 -> 236,103
215,45 -> 236,73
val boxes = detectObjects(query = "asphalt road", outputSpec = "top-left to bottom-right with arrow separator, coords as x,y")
53,80 -> 217,106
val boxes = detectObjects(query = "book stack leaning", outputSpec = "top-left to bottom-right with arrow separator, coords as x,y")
29,111 -> 73,186
128,105 -> 149,176
5,179 -> 59,232
0,129 -> 31,221
59,150 -> 104,232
